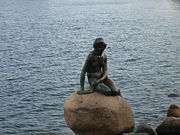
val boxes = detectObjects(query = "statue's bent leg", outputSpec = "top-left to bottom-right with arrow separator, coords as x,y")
95,83 -> 111,96
103,78 -> 121,96
87,73 -> 114,96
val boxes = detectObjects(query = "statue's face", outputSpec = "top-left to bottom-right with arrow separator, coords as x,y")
94,43 -> 105,56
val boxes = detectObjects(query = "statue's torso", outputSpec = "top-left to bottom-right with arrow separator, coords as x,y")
87,52 -> 105,73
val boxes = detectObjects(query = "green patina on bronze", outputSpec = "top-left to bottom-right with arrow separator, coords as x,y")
75,88 -> 94,95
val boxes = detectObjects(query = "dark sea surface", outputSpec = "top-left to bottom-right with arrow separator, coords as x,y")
0,0 -> 180,134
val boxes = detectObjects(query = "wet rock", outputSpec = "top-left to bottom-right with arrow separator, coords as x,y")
133,123 -> 156,135
64,92 -> 135,135
167,93 -> 180,97
167,104 -> 180,117
156,117 -> 180,135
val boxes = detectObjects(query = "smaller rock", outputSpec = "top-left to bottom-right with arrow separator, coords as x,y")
156,117 -> 180,135
167,104 -> 180,117
167,93 -> 180,97
133,123 -> 156,135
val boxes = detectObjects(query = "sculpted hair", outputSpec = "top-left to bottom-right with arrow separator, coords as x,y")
93,38 -> 107,49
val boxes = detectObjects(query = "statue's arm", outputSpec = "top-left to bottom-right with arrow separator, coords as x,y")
96,54 -> 108,83
80,55 -> 90,91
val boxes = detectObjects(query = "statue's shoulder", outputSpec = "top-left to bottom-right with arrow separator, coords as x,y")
87,51 -> 94,58
85,52 -> 94,62
89,51 -> 94,56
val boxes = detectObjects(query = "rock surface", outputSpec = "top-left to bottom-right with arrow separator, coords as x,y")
64,92 -> 135,135
156,117 -> 180,135
167,104 -> 180,117
133,123 -> 156,135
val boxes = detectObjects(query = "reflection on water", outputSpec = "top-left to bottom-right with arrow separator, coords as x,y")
0,0 -> 180,134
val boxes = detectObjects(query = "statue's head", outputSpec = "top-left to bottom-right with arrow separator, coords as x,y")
93,38 -> 107,49
93,38 -> 107,56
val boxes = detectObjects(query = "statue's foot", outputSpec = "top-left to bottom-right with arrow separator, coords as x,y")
111,88 -> 122,96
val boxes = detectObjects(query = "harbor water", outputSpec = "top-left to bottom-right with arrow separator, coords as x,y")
0,0 -> 180,134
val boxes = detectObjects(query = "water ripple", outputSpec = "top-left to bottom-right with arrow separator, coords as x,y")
0,0 -> 180,134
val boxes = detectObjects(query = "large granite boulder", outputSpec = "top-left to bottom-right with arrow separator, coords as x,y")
64,92 -> 135,135
156,117 -> 180,135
